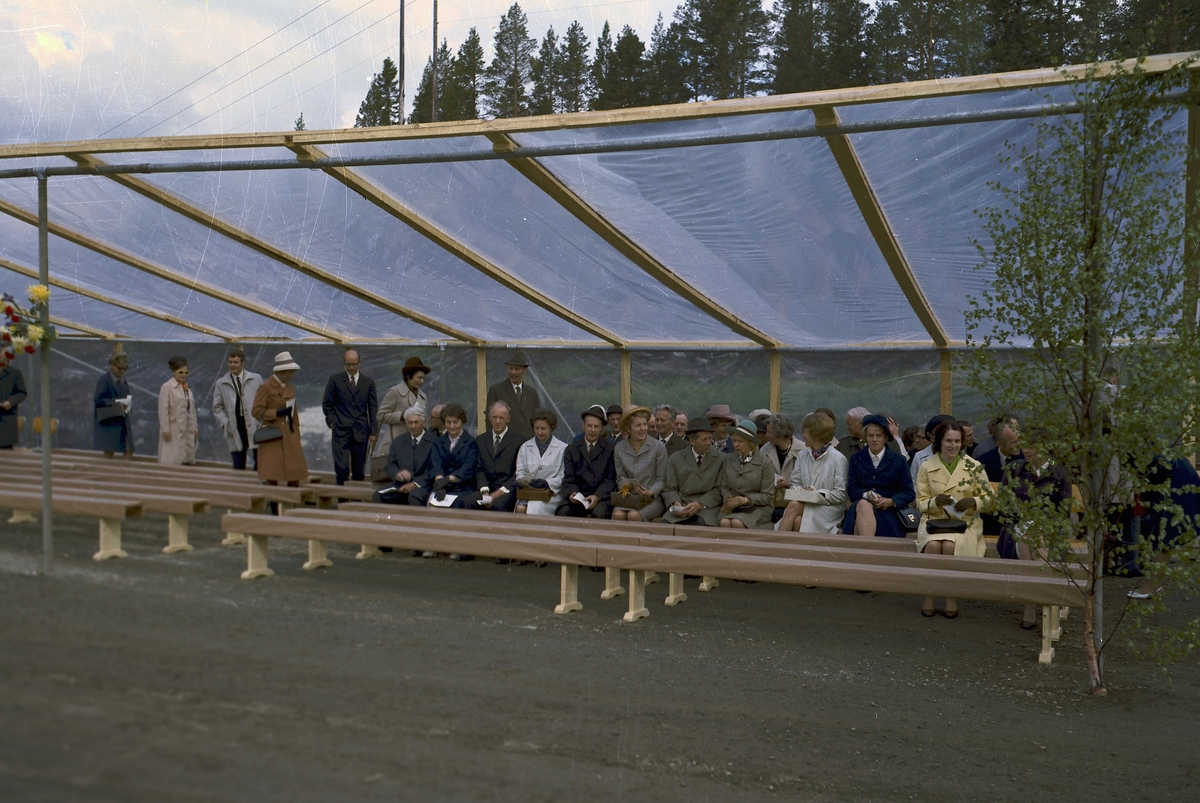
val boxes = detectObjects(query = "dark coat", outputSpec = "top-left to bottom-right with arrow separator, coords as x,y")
1141,456 -> 1200,550
0,365 -> 28,447
660,433 -> 690,457
322,372 -> 378,442
93,370 -> 133,453
383,431 -> 436,489
561,437 -> 616,500
486,380 -> 541,438
842,448 -> 916,539
996,458 -> 1072,559
432,432 -> 480,491
472,428 -> 528,491
977,446 -> 1023,483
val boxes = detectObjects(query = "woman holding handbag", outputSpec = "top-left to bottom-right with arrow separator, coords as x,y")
843,414 -> 916,538
251,351 -> 308,486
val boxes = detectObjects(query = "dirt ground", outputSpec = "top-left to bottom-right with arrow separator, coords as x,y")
1,512 -> 1197,802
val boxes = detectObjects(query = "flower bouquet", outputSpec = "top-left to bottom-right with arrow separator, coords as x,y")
2,285 -> 56,360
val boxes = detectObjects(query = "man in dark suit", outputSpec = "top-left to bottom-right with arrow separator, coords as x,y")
654,403 -> 689,457
558,405 -> 616,518
453,401 -> 527,512
372,407 -> 436,505
485,350 -> 540,438
976,413 -> 1022,483
661,420 -> 725,526
322,349 -> 378,485
0,353 -> 28,449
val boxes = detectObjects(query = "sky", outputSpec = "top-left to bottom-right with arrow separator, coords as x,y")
0,0 -> 688,144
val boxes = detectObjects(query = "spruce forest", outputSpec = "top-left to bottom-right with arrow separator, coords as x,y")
352,0 -> 1199,126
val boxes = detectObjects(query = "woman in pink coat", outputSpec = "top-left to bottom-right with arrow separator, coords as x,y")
158,355 -> 198,465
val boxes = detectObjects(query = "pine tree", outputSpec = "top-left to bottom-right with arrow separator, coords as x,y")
590,22 -> 614,109
409,40 -> 453,124
867,0 -> 908,84
482,3 -> 537,118
442,28 -> 486,121
682,0 -> 772,99
354,57 -> 400,127
531,27 -> 559,116
293,112 -> 307,131
819,0 -> 873,88
1111,0 -> 1200,58
771,0 -> 821,93
646,14 -> 691,105
941,0 -> 988,76
594,25 -> 649,110
556,21 -> 592,113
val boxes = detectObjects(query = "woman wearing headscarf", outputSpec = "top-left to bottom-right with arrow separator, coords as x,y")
719,419 -> 776,529
252,351 -> 308,486
157,355 -> 199,465
843,414 -> 915,538
93,344 -> 134,459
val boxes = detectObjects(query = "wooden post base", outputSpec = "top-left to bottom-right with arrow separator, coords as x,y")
1039,605 -> 1055,665
645,571 -> 660,585
698,576 -> 719,592
221,533 -> 247,547
623,570 -> 650,622
600,566 -> 625,599
162,513 -> 193,554
241,534 -> 274,580
1049,604 -> 1062,641
554,564 -> 583,614
302,539 -> 332,570
8,510 -> 36,524
356,544 -> 382,560
1059,606 -> 1070,622
93,518 -> 127,561
664,572 -> 688,606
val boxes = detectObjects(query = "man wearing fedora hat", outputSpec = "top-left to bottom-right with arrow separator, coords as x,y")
558,404 -> 616,519
322,349 -> 378,485
605,404 -> 624,442
661,419 -> 725,526
377,356 -> 431,457
704,404 -> 738,454
486,350 -> 540,439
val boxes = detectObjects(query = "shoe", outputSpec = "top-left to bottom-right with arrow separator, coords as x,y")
589,566 -> 604,572
534,561 -> 547,568
1127,588 -> 1157,600
942,609 -> 959,619
379,547 -> 393,553
1020,620 -> 1038,630
856,590 -> 871,595
495,558 -> 510,565
422,551 -> 436,558
514,560 -> 529,566
449,553 -> 475,562
410,550 -> 423,557
921,608 -> 937,618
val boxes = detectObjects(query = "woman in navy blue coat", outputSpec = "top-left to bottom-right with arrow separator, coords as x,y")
429,403 -> 480,499
842,415 -> 915,538
93,347 -> 134,458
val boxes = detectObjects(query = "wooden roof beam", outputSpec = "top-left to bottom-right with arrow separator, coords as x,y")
814,106 -> 950,348
290,143 -> 626,347
48,316 -> 120,339
486,133 -> 781,349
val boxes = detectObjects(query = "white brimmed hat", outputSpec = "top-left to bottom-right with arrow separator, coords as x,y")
273,351 -> 301,372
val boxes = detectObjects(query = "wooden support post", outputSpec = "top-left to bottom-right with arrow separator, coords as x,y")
241,535 -> 274,580
645,570 -> 660,585
221,508 -> 247,546
1060,607 -> 1070,622
1049,605 -> 1062,642
939,350 -> 953,415
769,351 -> 782,412
303,539 -> 333,570
623,570 -> 650,622
600,566 -> 625,599
1039,605 -> 1055,665
698,575 -> 719,592
163,513 -> 192,554
8,510 -> 36,524
476,348 -> 487,435
620,350 -> 631,408
94,518 -> 127,561
356,544 -> 382,560
664,572 -> 688,606
554,564 -> 583,614
317,496 -> 333,510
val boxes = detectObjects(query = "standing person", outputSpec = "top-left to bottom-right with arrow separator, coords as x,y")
558,405 -> 616,519
93,345 -> 134,459
377,356 -> 430,456
453,401 -> 527,513
718,419 -> 776,529
661,420 -> 725,526
158,356 -> 198,465
252,351 -> 308,486
514,408 -> 568,517
212,348 -> 262,470
0,353 -> 28,449
486,350 -> 540,438
322,349 -> 378,485
611,405 -> 668,522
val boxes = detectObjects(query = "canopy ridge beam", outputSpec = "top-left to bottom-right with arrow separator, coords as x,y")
0,197 -> 349,343
49,316 -> 120,339
486,132 -> 781,349
289,143 -> 626,348
814,106 -> 950,348
0,256 -> 235,341
66,153 -> 479,347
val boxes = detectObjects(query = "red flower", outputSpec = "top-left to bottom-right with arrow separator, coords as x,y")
9,315 -> 18,324
22,344 -> 35,354
1,332 -> 9,342
2,350 -> 13,360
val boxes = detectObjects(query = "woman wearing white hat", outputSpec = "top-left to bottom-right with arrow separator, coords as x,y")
251,351 -> 308,485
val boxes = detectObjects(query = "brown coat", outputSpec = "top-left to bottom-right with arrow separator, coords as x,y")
252,374 -> 308,484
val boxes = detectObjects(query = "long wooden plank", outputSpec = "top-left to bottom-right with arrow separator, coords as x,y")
290,143 -> 625,347
6,476 -> 209,515
1,490 -> 142,520
48,316 -> 121,340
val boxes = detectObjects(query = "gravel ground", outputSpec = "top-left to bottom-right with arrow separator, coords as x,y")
1,511 -> 1197,802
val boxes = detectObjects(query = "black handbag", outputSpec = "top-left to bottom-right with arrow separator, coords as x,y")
925,518 -> 967,534
897,506 -> 920,531
253,425 -> 283,444
95,404 -> 125,423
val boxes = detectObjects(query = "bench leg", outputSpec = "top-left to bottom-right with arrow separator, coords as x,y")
623,570 -> 650,622
94,518 -> 128,561
1049,605 -> 1062,642
241,535 -> 274,580
317,497 -> 333,510
554,564 -> 583,614
8,510 -> 36,524
303,539 -> 333,570
664,572 -> 688,606
356,544 -> 382,560
277,501 -> 292,514
698,575 -> 720,592
600,566 -> 625,599
163,513 -> 193,554
1059,606 -> 1070,623
1038,605 -> 1055,665
644,570 -> 660,585
221,508 -> 247,546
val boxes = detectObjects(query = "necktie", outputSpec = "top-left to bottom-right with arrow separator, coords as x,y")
514,385 -> 522,400
412,436 -> 419,449
350,374 -> 357,391
234,375 -> 242,397
697,454 -> 703,469
587,442 -> 593,456
494,434 -> 501,452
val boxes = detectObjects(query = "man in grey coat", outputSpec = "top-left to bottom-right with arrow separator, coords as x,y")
485,350 -> 540,438
661,420 -> 726,526
0,354 -> 28,449
211,348 -> 262,469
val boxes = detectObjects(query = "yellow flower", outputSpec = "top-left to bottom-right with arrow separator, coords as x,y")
27,284 -> 50,306
26,324 -> 45,343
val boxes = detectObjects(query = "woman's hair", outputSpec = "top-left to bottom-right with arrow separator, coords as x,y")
800,411 -> 835,444
441,403 -> 467,423
932,421 -> 966,453
622,410 -> 650,433
168,356 -> 188,371
902,425 -> 921,450
530,407 -> 557,431
766,413 -> 794,440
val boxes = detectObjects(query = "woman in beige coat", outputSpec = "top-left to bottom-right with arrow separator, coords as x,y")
158,356 -> 198,465
719,419 -> 777,529
252,351 -> 308,485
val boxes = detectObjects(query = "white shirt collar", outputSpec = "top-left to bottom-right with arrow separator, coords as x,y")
493,427 -> 508,440
870,448 -> 886,467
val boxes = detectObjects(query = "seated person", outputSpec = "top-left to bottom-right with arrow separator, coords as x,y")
704,404 -> 737,453
778,411 -> 849,533
611,404 -> 668,522
910,413 -> 956,487
655,403 -> 689,456
372,406 -> 436,506
661,419 -> 725,526
514,408 -> 567,516
558,405 -> 616,519
606,404 -> 624,441
452,401 -> 527,513
761,413 -> 805,522
719,419 -> 776,529
428,403 -> 478,505
843,414 -> 915,538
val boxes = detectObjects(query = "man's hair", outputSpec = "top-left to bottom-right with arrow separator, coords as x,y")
488,400 -> 511,416
226,348 -> 246,363
845,406 -> 871,422
403,406 -> 427,422
652,403 -> 676,418
987,412 -> 1020,439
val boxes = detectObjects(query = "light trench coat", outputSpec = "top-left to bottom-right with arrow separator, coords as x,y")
786,446 -> 849,534
915,453 -> 993,557
158,377 -> 198,465
515,436 -> 567,515
376,382 -> 427,454
211,370 -> 263,452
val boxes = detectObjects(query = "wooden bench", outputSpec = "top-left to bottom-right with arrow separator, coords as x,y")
1,489 -> 144,560
51,448 -> 340,485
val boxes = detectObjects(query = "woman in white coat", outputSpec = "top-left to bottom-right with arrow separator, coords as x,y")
514,407 -> 567,517
158,355 -> 198,465
778,411 -> 849,533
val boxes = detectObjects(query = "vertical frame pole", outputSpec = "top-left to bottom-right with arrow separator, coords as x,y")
769,351 -> 781,411
476,347 -> 487,435
36,172 -> 53,575
939,350 -> 953,415
620,350 -> 631,407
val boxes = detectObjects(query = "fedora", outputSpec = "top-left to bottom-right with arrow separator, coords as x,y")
704,404 -> 735,423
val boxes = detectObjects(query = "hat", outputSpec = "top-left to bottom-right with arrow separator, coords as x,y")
606,404 -> 624,417
273,351 -> 300,372
505,350 -> 530,367
729,419 -> 759,444
861,414 -> 891,434
925,414 -> 955,437
618,404 -> 652,433
686,419 -> 714,435
704,404 -> 736,423
749,409 -> 772,432
581,404 -> 607,424
401,356 -> 431,378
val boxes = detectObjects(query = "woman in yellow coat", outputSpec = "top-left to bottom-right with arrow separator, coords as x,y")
915,420 -> 992,618
252,351 -> 308,485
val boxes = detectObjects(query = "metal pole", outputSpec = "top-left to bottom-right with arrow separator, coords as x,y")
430,0 -> 438,123
36,171 -> 53,575
398,0 -> 405,121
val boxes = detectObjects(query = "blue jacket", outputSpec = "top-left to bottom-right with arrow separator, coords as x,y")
432,431 -> 480,491
843,447 -> 915,538
93,370 -> 133,453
